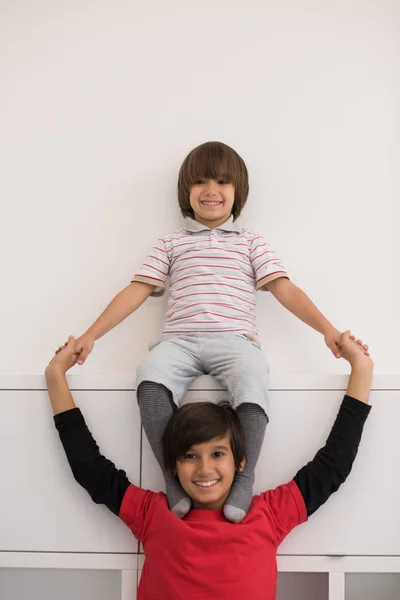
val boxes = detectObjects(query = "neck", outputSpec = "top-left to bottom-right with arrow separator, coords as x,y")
193,215 -> 232,229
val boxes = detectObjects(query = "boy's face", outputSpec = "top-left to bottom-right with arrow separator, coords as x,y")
175,434 -> 245,511
189,178 -> 235,229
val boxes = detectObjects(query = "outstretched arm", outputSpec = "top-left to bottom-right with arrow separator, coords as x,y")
267,279 -> 370,360
293,331 -> 373,516
45,337 -> 130,515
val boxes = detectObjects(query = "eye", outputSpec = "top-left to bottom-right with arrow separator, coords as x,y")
213,451 -> 225,458
183,453 -> 196,460
218,179 -> 228,185
194,179 -> 205,185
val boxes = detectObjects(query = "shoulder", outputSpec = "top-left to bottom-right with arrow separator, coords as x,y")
256,480 -> 307,527
159,228 -> 192,244
236,229 -> 270,251
236,228 -> 265,240
120,485 -> 166,524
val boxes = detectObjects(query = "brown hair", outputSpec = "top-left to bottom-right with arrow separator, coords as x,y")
177,141 -> 249,221
162,402 -> 245,474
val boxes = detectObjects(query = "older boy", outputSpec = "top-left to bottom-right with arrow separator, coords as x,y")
46,331 -> 372,600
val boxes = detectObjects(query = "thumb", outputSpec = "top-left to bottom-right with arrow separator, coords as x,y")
66,335 -> 80,357
67,335 -> 76,349
77,350 -> 89,365
331,341 -> 341,359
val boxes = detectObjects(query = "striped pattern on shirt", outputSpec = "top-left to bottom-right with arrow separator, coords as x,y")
132,219 -> 288,337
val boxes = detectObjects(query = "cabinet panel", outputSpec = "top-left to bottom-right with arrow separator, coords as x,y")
0,390 -> 140,552
0,569 -> 123,600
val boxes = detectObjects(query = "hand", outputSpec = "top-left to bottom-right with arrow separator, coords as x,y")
324,327 -> 370,359
55,332 -> 95,365
338,330 -> 373,369
324,327 -> 343,358
47,335 -> 80,376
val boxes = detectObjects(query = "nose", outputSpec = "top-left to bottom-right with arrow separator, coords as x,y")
204,180 -> 218,197
196,457 -> 214,476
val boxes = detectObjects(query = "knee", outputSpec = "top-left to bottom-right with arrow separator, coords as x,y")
137,381 -> 174,409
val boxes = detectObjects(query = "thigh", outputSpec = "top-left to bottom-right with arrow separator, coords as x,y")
205,335 -> 270,413
136,337 -> 204,407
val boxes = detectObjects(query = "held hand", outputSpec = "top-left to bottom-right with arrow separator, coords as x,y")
47,335 -> 80,376
338,330 -> 373,369
75,333 -> 95,365
55,332 -> 95,365
324,327 -> 343,358
324,327 -> 370,359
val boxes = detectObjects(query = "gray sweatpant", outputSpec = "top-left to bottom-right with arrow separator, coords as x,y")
136,332 -> 270,416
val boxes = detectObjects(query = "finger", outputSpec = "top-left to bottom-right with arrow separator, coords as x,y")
77,351 -> 89,365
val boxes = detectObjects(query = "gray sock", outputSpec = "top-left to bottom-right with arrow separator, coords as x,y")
223,403 -> 268,523
137,381 -> 191,518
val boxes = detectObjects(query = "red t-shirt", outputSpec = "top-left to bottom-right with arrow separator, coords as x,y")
120,479 -> 307,600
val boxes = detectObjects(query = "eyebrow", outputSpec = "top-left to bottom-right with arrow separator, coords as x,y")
186,444 -> 230,452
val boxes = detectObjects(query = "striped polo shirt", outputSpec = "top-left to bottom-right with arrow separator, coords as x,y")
132,216 -> 288,337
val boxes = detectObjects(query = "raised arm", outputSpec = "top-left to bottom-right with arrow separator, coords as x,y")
293,331 -> 373,516
45,338 -> 130,515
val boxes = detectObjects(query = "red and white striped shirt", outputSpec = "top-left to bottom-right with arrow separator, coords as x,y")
132,217 -> 288,337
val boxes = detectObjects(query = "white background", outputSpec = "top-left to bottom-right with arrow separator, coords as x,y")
1,0 -> 399,377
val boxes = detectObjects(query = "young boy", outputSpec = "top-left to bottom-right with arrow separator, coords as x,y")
58,141 -> 369,522
46,330 -> 373,600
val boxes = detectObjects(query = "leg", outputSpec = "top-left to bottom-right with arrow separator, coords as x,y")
227,402 -> 267,522
136,337 -> 203,517
137,381 -> 191,517
205,334 -> 270,522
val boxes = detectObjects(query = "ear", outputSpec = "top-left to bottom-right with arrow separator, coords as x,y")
236,457 -> 246,472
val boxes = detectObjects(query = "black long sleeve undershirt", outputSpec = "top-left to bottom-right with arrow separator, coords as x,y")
294,395 -> 371,516
54,394 -> 371,518
54,408 -> 130,515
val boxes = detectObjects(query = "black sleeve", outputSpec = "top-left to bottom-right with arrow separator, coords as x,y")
294,395 -> 371,517
54,408 -> 130,516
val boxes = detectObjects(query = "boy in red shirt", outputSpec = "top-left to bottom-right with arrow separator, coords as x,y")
46,331 -> 372,600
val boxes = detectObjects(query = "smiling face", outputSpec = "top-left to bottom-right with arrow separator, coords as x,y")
175,435 -> 245,510
189,178 -> 235,229
178,141 -> 249,223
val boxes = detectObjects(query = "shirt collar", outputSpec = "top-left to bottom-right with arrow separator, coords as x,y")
183,216 -> 241,233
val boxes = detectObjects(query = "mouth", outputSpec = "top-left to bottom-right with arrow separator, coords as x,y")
193,479 -> 220,490
200,200 -> 222,206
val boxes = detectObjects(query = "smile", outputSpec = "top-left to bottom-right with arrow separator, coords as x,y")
200,201 -> 222,206
194,479 -> 220,489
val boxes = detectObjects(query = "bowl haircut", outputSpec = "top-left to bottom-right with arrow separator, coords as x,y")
162,401 -> 245,474
178,141 -> 249,221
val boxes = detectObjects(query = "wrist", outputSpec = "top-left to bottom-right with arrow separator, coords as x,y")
322,323 -> 336,336
45,365 -> 67,381
84,328 -> 97,341
349,359 -> 373,374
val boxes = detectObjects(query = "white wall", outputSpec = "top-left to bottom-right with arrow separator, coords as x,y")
1,1 -> 399,599
1,0 -> 399,377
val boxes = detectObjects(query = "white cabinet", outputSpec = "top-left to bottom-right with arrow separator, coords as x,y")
0,390 -> 141,553
1,377 -> 399,599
